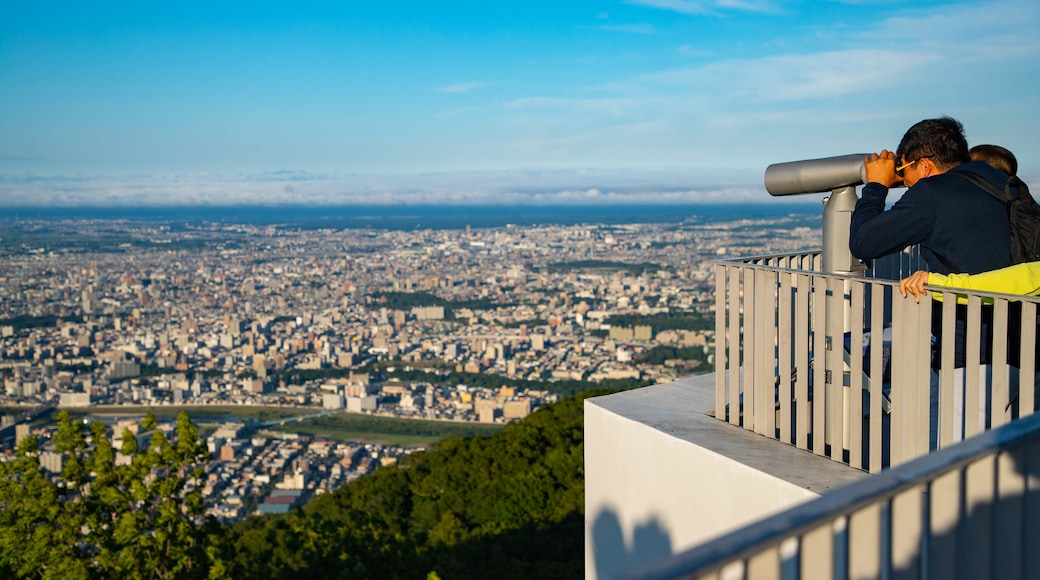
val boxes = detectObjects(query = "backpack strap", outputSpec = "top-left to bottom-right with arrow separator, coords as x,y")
949,169 -> 1010,203
942,169 -> 1012,273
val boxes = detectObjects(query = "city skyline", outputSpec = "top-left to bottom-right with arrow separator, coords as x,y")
2,0 -> 1038,206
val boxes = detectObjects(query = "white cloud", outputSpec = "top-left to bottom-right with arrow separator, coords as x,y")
435,106 -> 480,118
677,44 -> 712,57
593,23 -> 656,34
629,0 -> 1039,106
0,168 -> 771,207
477,0 -> 1039,177
643,49 -> 938,101
626,0 -> 780,15
504,96 -> 648,118
626,0 -> 713,15
435,81 -> 486,94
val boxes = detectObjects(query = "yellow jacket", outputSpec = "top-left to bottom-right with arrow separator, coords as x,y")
928,261 -> 1040,302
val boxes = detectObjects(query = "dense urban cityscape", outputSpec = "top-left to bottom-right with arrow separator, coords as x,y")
0,209 -> 820,522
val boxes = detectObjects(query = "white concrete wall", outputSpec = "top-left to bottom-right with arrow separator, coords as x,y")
585,376 -> 863,580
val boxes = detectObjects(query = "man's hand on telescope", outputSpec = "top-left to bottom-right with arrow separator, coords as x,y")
864,150 -> 901,189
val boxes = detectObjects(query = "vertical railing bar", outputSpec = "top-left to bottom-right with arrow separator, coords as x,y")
813,274 -> 827,456
827,276 -> 845,462
754,269 -> 776,437
849,281 -> 865,470
916,294 -> 933,458
770,269 -> 782,438
928,466 -> 961,580
1023,416 -> 1040,579
728,266 -> 742,426
746,268 -> 759,433
716,264 -> 728,422
890,291 -> 907,467
960,455 -> 994,578
994,448 -> 1026,580
902,295 -> 927,463
965,295 -> 983,439
891,484 -> 924,578
848,503 -> 882,579
779,272 -> 793,443
899,292 -> 923,463
801,521 -> 835,580
940,293 -> 958,447
869,284 -> 884,474
919,484 -> 931,579
796,272 -> 811,450
991,299 -> 1009,429
1020,302 -> 1037,419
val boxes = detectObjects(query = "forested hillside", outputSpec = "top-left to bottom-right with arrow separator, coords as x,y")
0,390 -> 603,578
220,389 -> 606,579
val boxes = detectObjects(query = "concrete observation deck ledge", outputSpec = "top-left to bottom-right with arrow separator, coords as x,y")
584,373 -> 864,579
591,373 -> 864,494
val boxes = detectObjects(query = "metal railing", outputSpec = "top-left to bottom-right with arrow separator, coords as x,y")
714,250 -> 1039,473
627,406 -> 1040,580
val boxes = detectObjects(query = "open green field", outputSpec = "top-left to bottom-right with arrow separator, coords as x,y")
68,405 -> 315,422
271,426 -> 438,447
62,405 -> 504,446
269,414 -> 504,446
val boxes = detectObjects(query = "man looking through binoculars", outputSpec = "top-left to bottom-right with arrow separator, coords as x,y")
849,116 -> 1011,276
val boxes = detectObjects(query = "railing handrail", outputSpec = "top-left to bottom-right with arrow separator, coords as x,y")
716,250 -> 822,266
928,284 -> 1040,305
720,255 -> 1040,304
624,409 -> 1040,580
719,251 -> 1040,303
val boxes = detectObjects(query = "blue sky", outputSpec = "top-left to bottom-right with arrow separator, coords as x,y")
1,0 -> 1038,205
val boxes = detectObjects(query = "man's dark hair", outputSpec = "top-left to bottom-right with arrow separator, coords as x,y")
970,144 -> 1017,176
895,116 -> 971,171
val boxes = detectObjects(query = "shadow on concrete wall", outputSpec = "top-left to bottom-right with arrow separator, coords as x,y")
591,507 -> 672,579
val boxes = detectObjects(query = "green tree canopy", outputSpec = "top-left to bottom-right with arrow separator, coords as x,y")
0,411 -> 223,579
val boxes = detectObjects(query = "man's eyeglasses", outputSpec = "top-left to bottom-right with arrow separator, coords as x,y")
895,156 -> 931,177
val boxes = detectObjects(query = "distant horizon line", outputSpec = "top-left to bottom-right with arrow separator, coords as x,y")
0,201 -> 818,208
0,202 -> 825,232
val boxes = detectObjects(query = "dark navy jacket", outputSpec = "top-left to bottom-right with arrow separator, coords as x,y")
849,160 -> 1012,275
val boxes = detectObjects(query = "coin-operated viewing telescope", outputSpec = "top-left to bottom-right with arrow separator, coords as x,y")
764,154 -> 869,276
